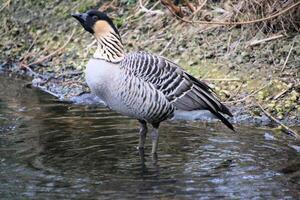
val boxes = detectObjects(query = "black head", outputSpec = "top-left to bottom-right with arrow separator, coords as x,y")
72,10 -> 119,35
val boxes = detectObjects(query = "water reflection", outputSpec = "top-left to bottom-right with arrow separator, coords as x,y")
0,74 -> 299,199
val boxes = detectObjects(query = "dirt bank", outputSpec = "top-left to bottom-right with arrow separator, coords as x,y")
0,1 -> 299,133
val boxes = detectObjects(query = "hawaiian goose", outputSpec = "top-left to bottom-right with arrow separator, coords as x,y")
72,10 -> 234,155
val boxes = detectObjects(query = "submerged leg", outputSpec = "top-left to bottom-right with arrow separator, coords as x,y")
151,123 -> 160,155
138,120 -> 148,149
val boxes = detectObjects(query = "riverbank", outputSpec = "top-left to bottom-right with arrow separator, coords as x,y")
0,0 -> 299,132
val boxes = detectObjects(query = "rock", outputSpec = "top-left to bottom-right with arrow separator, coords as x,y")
69,93 -> 104,105
264,132 -> 276,140
236,55 -> 243,64
173,110 -> 218,121
289,145 -> 300,153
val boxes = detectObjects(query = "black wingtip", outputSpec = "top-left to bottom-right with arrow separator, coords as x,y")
224,120 -> 235,131
211,110 -> 234,131
221,104 -> 233,117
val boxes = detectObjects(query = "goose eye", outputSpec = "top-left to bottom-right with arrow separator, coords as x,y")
92,15 -> 98,21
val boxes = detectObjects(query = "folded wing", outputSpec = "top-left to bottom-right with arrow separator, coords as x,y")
121,52 -> 234,130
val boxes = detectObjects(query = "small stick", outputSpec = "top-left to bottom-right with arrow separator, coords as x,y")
159,37 -> 174,56
161,1 -> 300,25
226,83 -> 243,101
64,80 -> 87,86
203,78 -> 241,81
125,1 -> 161,24
224,82 -> 271,104
161,0 -> 184,17
25,29 -> 75,68
190,0 -> 207,20
55,71 -> 83,78
226,33 -> 232,54
85,40 -> 97,52
257,102 -> 299,140
273,83 -> 294,100
0,0 -> 11,12
281,41 -> 294,72
139,0 -> 164,15
247,34 -> 284,47
36,86 -> 60,98
99,0 -> 117,11
182,0 -> 196,12
21,65 -> 42,77
19,35 -> 38,61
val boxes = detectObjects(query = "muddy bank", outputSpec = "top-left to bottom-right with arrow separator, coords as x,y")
0,0 -> 299,131
1,67 -> 297,131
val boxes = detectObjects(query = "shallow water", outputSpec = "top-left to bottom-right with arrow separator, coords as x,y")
0,74 -> 299,199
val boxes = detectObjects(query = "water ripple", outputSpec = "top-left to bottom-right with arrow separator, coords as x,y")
0,75 -> 300,199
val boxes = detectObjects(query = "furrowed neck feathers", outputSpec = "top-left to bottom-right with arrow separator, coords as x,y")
93,21 -> 124,63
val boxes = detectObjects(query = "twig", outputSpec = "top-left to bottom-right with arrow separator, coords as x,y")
203,78 -> 241,81
281,41 -> 295,72
226,33 -> 232,54
125,1 -> 161,24
161,1 -> 300,25
55,71 -> 83,78
159,37 -> 174,56
0,0 -> 11,12
19,36 -> 38,62
161,0 -> 184,17
22,65 -> 43,78
148,1 -> 161,12
139,0 -> 164,15
182,0 -> 196,12
99,0 -> 117,11
25,29 -> 75,68
64,80 -> 87,87
36,85 -> 60,98
273,83 -> 294,100
226,83 -> 244,101
247,34 -> 284,47
85,40 -> 97,52
224,82 -> 271,104
190,0 -> 207,19
257,102 -> 300,139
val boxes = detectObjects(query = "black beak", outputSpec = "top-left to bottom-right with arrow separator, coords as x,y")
72,13 -> 94,34
72,13 -> 85,24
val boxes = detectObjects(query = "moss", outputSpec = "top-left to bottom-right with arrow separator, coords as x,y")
120,0 -> 137,5
114,17 -> 126,28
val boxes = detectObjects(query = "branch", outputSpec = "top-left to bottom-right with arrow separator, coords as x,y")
273,83 -> 294,100
203,78 -> 241,81
159,37 -> 174,56
224,82 -> 271,104
281,41 -> 295,72
190,0 -> 207,19
257,102 -> 300,140
162,1 -> 300,25
160,0 -> 184,17
24,29 -> 75,68
0,0 -> 11,12
139,0 -> 164,15
247,34 -> 284,47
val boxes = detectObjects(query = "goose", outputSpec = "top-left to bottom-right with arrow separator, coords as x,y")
72,10 -> 234,155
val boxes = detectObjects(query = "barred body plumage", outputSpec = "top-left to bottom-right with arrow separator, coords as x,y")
119,52 -> 233,129
73,10 -> 234,155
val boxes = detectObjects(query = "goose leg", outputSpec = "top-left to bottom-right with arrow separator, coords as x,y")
151,123 -> 160,155
138,120 -> 147,149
